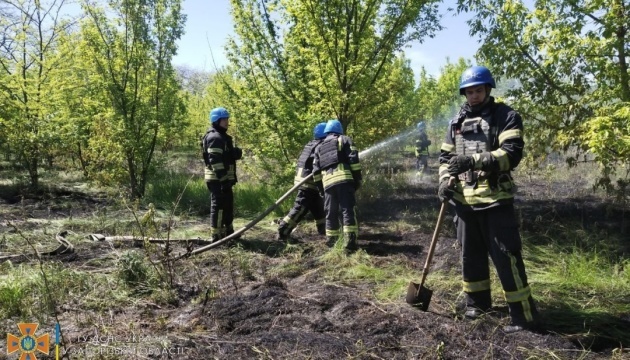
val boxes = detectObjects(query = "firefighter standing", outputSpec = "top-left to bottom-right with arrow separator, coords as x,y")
313,119 -> 362,252
438,66 -> 540,333
277,122 -> 328,243
201,107 -> 243,242
415,121 -> 431,175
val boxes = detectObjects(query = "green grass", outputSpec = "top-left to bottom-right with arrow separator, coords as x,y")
145,171 -> 291,218
1,155 -> 629,358
144,172 -> 209,214
0,262 -> 118,320
0,272 -> 29,318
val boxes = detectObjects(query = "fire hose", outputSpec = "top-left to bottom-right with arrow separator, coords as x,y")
181,144 -> 379,259
3,141 -> 403,262
177,173 -> 315,259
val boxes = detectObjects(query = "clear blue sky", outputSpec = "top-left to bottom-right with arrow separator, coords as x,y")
172,0 -> 480,78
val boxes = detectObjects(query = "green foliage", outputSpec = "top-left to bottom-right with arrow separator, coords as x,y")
80,0 -> 187,198
177,66 -> 215,151
0,0 -> 76,191
116,250 -> 156,291
216,0 -> 442,176
414,59 -> 471,140
584,104 -> 630,196
458,0 -> 630,196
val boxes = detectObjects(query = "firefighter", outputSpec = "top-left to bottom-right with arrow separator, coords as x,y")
277,122 -> 328,243
438,66 -> 540,333
201,107 -> 243,242
313,119 -> 362,252
415,121 -> 431,175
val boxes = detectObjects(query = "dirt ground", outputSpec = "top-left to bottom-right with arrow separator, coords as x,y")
1,166 -> 629,360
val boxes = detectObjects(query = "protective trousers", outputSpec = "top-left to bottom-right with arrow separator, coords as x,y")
456,205 -> 538,324
324,183 -> 358,240
207,182 -> 234,238
416,155 -> 428,172
278,189 -> 326,237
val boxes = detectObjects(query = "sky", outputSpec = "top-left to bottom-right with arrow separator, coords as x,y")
172,0 -> 481,78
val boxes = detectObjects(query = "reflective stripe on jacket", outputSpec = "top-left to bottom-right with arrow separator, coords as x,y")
201,126 -> 238,183
313,133 -> 362,190
438,97 -> 524,208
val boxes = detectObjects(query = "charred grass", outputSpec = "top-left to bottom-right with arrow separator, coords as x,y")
0,159 -> 628,359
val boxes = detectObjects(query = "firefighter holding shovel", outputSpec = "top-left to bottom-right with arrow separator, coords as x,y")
438,66 -> 540,333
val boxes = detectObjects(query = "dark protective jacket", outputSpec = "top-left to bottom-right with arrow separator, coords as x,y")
415,131 -> 431,156
313,133 -> 362,190
294,139 -> 323,191
201,125 -> 242,184
438,97 -> 524,209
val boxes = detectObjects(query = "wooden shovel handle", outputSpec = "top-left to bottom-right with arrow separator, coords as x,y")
418,201 -> 448,289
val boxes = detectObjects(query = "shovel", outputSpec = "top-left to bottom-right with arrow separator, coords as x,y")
406,201 -> 449,310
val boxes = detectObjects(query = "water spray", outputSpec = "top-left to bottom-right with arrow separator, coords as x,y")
358,127 -> 416,159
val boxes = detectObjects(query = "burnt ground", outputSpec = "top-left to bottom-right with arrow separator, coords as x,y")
1,164 -> 629,360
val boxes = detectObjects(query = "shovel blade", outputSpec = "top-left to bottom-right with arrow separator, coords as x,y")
406,282 -> 433,311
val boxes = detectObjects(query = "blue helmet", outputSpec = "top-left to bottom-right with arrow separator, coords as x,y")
324,119 -> 343,135
459,66 -> 496,95
209,107 -> 230,123
417,121 -> 426,131
313,122 -> 327,139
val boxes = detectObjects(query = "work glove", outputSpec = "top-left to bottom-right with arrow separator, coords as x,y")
354,179 -> 362,191
447,154 -> 475,176
233,147 -> 243,160
438,178 -> 455,203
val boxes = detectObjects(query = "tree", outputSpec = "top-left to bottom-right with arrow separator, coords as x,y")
415,58 -> 470,127
81,0 -> 186,198
0,0 -> 76,190
458,0 -> 630,192
176,65 -> 214,151
221,0 -> 442,176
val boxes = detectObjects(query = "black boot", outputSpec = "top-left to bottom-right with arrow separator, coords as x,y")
225,225 -> 240,240
277,223 -> 291,242
345,233 -> 359,253
316,223 -> 326,235
210,230 -> 224,243
326,236 -> 337,248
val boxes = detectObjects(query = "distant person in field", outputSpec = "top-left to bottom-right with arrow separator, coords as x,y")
201,107 -> 243,242
313,119 -> 362,252
414,121 -> 431,175
277,122 -> 327,243
438,66 -> 540,333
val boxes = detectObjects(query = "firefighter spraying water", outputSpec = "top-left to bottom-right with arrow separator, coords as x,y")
184,126 -> 420,258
